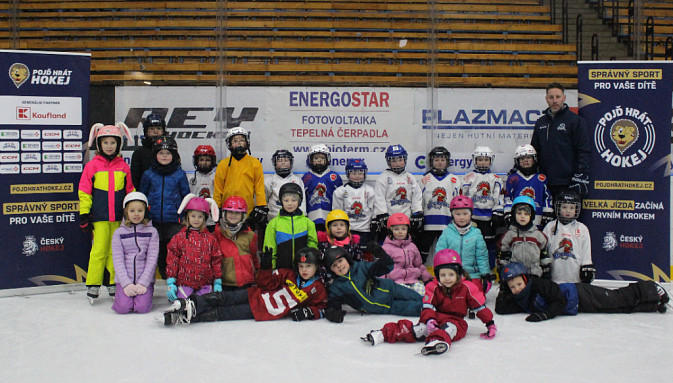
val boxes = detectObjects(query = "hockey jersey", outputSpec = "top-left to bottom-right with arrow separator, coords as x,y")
461,171 -> 504,221
302,170 -> 343,225
373,170 -> 423,217
190,168 -> 217,226
248,269 -> 328,321
265,173 -> 307,221
421,172 -> 461,231
332,183 -> 375,233
542,219 -> 592,284
504,171 -> 553,227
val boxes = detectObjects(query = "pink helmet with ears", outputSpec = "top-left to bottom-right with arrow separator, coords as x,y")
449,195 -> 474,211
178,194 -> 219,222
184,197 -> 210,215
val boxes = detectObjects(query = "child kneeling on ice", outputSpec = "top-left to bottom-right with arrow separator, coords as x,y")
362,249 -> 497,355
496,262 -> 670,321
163,247 -> 327,325
323,244 -> 422,323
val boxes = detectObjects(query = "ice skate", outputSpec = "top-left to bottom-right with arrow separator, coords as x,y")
107,285 -> 116,297
86,286 -> 100,305
163,298 -> 196,326
468,309 -> 476,319
412,323 -> 427,339
654,282 -> 670,313
421,340 -> 449,355
360,330 -> 384,346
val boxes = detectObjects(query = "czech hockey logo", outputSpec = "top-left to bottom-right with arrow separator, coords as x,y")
9,63 -> 30,88
602,232 -> 618,251
22,235 -> 38,256
594,107 -> 655,168
391,186 -> 410,206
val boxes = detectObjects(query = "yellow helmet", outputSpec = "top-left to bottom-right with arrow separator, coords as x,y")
326,209 -> 351,240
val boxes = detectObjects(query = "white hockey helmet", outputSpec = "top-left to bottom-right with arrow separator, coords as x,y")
472,146 -> 494,172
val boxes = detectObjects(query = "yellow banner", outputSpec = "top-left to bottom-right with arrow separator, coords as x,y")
588,69 -> 662,80
3,200 -> 79,215
582,199 -> 634,210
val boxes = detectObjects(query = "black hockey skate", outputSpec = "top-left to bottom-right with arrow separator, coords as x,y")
163,298 -> 195,326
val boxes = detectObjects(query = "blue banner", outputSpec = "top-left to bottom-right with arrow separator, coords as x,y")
0,50 -> 91,289
578,62 -> 671,281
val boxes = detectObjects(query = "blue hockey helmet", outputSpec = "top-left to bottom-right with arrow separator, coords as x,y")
500,262 -> 528,282
345,158 -> 368,187
385,144 -> 408,174
143,112 -> 166,134
511,195 -> 536,219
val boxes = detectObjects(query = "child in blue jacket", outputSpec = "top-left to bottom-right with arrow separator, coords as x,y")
139,136 -> 190,278
322,244 -> 422,323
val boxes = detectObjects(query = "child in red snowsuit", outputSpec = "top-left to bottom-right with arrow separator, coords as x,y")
166,195 -> 223,301
362,249 -> 497,355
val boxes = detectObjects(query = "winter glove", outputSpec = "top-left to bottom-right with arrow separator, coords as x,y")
525,312 -> 549,322
504,211 -> 512,227
506,167 -> 518,177
79,213 -> 93,234
491,210 -> 504,231
289,306 -> 314,321
166,278 -> 178,301
324,307 -> 346,323
480,322 -> 498,340
247,205 -> 269,230
260,247 -> 273,270
410,212 -> 424,234
213,279 -> 222,293
372,213 -> 389,236
123,284 -> 136,297
569,172 -> 590,197
496,250 -> 511,268
540,249 -> 552,279
541,211 -> 555,228
482,273 -> 496,293
580,264 -> 596,283
135,284 -> 148,296
426,319 -> 440,334
368,241 -> 387,260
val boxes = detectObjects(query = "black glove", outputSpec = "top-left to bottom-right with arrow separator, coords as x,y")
483,272 -> 496,282
506,167 -> 518,177
496,250 -> 511,268
367,241 -> 387,260
504,212 -> 512,227
372,213 -> 389,235
247,205 -> 269,230
569,172 -> 590,197
79,213 -> 93,234
580,264 -> 596,283
324,307 -> 346,323
410,212 -> 424,234
289,306 -> 314,321
525,312 -> 549,322
541,211 -> 555,227
260,247 -> 273,270
491,210 -> 504,230
540,249 -> 552,279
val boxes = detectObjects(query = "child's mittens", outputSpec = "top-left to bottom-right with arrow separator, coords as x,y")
426,319 -> 440,334
480,322 -> 497,340
213,279 -> 222,293
123,284 -> 136,297
324,307 -> 346,323
135,284 -> 147,296
525,312 -> 548,322
166,278 -> 178,301
260,247 -> 273,270
79,213 -> 93,234
289,306 -> 314,321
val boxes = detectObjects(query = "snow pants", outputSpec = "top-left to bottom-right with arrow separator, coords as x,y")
381,318 -> 462,347
192,289 -> 254,322
87,221 -> 120,286
576,281 -> 660,313
154,222 -> 182,278
111,283 -> 154,314
386,283 -> 424,317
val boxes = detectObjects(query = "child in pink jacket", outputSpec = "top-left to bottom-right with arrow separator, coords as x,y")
382,213 -> 433,296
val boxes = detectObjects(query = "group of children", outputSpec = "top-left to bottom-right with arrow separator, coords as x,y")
78,115 -> 670,357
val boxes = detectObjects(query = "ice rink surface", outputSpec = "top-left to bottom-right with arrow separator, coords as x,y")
1,284 -> 671,383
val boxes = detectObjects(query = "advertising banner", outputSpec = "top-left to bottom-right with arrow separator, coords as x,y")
578,61 -> 671,281
0,50 -> 91,290
115,87 -> 574,175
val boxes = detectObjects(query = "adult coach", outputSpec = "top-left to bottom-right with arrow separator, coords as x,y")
531,83 -> 591,198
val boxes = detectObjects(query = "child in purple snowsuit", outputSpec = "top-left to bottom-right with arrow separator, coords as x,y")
111,192 -> 159,314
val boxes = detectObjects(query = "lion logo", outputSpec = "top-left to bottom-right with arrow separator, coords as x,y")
9,63 -> 30,88
610,119 -> 639,154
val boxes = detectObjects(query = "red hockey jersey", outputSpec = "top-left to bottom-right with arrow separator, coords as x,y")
248,269 -> 328,321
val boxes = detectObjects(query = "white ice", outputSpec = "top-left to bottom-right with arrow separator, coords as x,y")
1,283 -> 671,383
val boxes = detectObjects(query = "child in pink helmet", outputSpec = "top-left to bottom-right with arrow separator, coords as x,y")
165,194 -> 223,301
381,213 -> 433,296
435,195 -> 495,296
362,249 -> 497,356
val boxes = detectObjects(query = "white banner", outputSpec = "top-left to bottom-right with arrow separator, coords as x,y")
0,96 -> 82,125
115,87 -> 577,175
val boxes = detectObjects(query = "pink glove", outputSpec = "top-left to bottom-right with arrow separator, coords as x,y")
135,284 -> 148,295
123,285 -> 136,297
426,319 -> 440,334
480,323 -> 497,340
